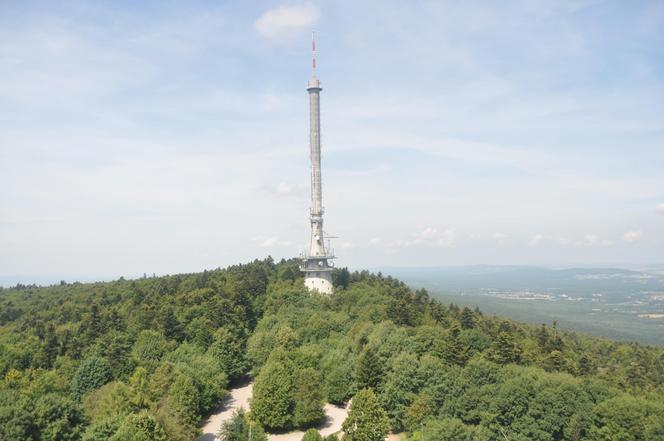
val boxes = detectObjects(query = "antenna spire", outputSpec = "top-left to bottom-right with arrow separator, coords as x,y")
311,31 -> 317,77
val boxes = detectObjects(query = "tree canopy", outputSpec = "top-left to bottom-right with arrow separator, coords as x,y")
1,258 -> 664,440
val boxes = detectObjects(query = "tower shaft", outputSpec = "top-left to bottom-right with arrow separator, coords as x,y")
301,35 -> 334,294
307,79 -> 326,258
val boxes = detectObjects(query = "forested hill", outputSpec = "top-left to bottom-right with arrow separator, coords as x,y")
1,258 -> 663,441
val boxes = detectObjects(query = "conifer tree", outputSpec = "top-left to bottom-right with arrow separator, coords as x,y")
355,348 -> 382,391
459,307 -> 475,329
162,308 -> 184,342
488,331 -> 522,364
443,324 -> 467,366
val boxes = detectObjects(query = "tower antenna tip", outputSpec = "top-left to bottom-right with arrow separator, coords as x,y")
311,31 -> 317,76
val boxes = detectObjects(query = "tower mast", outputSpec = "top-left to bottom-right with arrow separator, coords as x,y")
302,32 -> 334,294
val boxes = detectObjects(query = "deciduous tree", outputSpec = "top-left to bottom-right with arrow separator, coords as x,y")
342,389 -> 389,441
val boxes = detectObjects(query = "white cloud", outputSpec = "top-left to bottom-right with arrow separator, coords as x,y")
255,4 -> 320,40
492,232 -> 507,243
576,234 -> 598,246
437,228 -> 457,247
529,233 -> 545,246
386,227 -> 456,250
656,203 -> 664,213
419,227 -> 438,239
556,237 -> 571,245
251,236 -> 291,248
623,230 -> 642,243
574,234 -> 613,247
261,181 -> 302,197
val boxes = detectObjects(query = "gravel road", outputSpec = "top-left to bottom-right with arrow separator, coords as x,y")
198,381 -> 348,441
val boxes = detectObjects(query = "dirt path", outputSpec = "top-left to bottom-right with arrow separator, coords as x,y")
197,382 -> 348,441
268,403 -> 348,441
198,381 -> 253,441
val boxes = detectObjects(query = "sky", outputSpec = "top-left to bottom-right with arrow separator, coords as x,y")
1,0 -> 663,282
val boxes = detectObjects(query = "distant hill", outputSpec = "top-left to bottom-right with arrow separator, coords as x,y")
378,265 -> 664,345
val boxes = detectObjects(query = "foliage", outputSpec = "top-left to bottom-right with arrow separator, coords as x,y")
209,327 -> 249,380
71,356 -> 113,399
342,389 -> 390,441
218,408 -> 268,441
250,349 -> 296,430
301,428 -> 324,441
2,258 -> 664,440
294,368 -> 325,428
355,348 -> 382,391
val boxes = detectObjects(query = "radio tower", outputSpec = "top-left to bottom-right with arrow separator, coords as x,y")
301,32 -> 334,294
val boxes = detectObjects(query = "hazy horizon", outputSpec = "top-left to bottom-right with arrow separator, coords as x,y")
4,260 -> 664,288
2,1 -> 663,278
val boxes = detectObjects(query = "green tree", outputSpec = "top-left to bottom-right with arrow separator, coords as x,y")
333,267 -> 351,290
110,411 -> 168,441
586,395 -> 664,441
404,393 -> 432,432
209,327 -> 248,380
355,348 -> 382,391
34,393 -> 85,441
535,324 -> 549,352
82,416 -> 122,441
577,353 -> 595,376
342,389 -> 389,441
187,317 -> 214,349
251,350 -> 296,430
168,373 -> 200,424
438,324 -> 467,366
418,418 -> 481,441
40,323 -> 59,369
0,401 -> 37,441
72,356 -> 113,399
487,331 -> 522,364
82,382 -> 133,421
161,307 -> 184,342
132,330 -> 171,362
326,363 -> 354,405
302,428 -> 324,441
218,408 -> 268,441
129,366 -> 151,408
294,368 -> 325,428
543,350 -> 573,373
379,352 -> 422,431
459,307 -> 475,329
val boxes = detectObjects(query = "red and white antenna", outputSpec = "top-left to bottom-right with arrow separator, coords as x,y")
311,31 -> 317,77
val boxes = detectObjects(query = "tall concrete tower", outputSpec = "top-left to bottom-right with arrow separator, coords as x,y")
301,33 -> 334,294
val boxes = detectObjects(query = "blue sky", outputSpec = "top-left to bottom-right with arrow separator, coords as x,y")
1,0 -> 663,281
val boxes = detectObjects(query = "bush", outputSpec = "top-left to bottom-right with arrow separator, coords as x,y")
218,408 -> 268,441
302,428 -> 323,441
72,356 -> 113,399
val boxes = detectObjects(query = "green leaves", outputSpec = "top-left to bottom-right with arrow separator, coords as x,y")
294,368 -> 326,428
218,408 -> 268,441
72,356 -> 113,400
342,389 -> 389,441
250,349 -> 297,430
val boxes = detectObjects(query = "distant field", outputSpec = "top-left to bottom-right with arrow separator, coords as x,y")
380,265 -> 664,346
